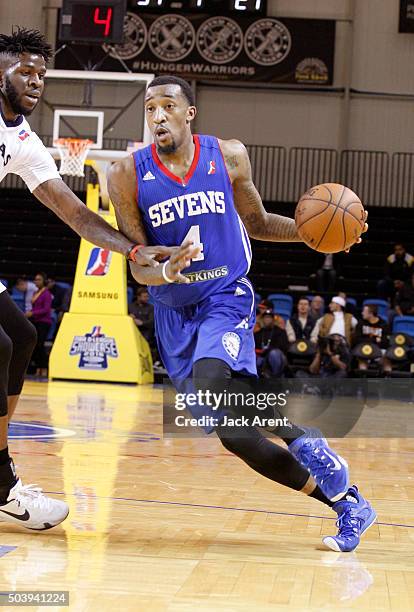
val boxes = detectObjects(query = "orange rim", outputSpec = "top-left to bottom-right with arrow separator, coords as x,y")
55,138 -> 93,152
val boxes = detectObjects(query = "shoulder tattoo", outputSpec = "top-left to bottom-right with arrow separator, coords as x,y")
224,155 -> 239,170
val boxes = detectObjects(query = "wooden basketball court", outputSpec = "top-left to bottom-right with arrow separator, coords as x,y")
0,380 -> 412,611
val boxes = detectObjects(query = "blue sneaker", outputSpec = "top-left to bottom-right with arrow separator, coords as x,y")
288,427 -> 349,501
323,486 -> 377,552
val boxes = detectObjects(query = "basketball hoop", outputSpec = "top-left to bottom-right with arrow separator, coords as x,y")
55,138 -> 93,177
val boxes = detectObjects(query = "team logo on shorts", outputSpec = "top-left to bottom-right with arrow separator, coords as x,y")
149,15 -> 195,61
222,332 -> 241,360
70,326 -> 118,370
196,17 -> 243,64
85,248 -> 112,276
244,19 -> 291,66
103,12 -> 147,60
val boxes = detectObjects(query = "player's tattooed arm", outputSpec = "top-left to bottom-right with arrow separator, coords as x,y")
220,139 -> 302,242
107,158 -> 198,285
33,177 -> 137,255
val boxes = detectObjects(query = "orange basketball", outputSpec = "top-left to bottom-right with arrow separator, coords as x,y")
295,183 -> 365,253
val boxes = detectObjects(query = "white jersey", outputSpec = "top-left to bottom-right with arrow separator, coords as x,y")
0,110 -> 62,295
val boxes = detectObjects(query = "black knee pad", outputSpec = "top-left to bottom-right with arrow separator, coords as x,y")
192,358 -> 232,399
6,320 -> 37,398
0,333 -> 13,367
217,431 -> 244,456
0,398 -> 8,418
0,332 -> 12,417
20,319 -> 37,352
216,423 -> 258,458
193,358 -> 232,383
10,319 -> 37,363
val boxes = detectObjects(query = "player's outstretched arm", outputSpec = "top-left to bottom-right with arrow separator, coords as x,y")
107,157 -> 200,285
34,173 -> 173,266
33,178 -> 136,256
220,139 -> 302,242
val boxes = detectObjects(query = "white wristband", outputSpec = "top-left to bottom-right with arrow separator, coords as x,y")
162,261 -> 175,284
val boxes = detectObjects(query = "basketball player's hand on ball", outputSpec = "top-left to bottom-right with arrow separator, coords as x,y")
345,210 -> 368,253
135,245 -> 181,267
166,241 -> 201,284
296,184 -> 368,254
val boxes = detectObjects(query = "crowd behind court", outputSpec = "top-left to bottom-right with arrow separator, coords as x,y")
2,242 -> 414,379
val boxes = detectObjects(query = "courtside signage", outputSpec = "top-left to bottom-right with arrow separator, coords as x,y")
69,326 -> 118,370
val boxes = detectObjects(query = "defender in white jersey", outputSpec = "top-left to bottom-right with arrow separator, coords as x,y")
0,28 -> 183,530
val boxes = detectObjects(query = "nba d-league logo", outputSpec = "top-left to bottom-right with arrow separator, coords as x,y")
85,247 -> 112,276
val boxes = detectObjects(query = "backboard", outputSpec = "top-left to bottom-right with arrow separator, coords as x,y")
35,69 -> 155,150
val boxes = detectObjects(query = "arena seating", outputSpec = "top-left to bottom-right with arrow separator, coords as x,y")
267,293 -> 293,315
251,202 -> 414,303
0,188 -> 80,285
2,189 -> 414,312
392,316 -> 414,336
3,188 -> 414,376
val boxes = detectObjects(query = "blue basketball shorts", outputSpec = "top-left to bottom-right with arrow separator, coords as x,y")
154,276 -> 258,382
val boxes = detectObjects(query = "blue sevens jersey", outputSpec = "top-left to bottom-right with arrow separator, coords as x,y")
133,134 -> 252,307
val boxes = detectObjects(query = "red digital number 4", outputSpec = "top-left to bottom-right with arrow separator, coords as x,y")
93,7 -> 113,37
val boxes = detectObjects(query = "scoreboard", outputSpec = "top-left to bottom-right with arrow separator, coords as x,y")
59,0 -> 127,43
59,0 -> 267,43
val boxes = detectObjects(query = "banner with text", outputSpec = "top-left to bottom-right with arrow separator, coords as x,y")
55,13 -> 335,84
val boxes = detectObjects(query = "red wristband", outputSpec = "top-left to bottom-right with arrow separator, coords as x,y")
127,244 -> 145,263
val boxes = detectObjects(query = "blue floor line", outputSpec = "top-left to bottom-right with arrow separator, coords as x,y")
47,491 -> 414,529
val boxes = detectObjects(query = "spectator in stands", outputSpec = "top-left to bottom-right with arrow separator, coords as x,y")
314,253 -> 337,292
14,277 -> 36,312
337,291 -> 358,318
309,295 -> 325,320
51,286 -> 73,342
286,296 -> 316,343
377,243 -> 413,301
47,277 -> 66,314
311,296 -> 357,345
255,309 -> 289,377
309,334 -> 350,378
59,286 -> 73,320
354,305 -> 388,346
352,304 -> 391,373
129,287 -> 155,344
45,277 -> 68,341
25,272 -> 52,377
394,270 -> 414,316
254,299 -> 285,332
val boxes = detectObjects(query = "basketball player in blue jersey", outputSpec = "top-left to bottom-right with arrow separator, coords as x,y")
107,75 -> 376,553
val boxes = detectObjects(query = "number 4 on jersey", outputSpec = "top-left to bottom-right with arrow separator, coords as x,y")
183,225 -> 204,261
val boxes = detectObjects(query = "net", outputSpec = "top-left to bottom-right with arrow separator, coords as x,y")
55,138 -> 93,177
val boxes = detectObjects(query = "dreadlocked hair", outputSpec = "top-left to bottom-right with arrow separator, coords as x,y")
0,27 -> 53,62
